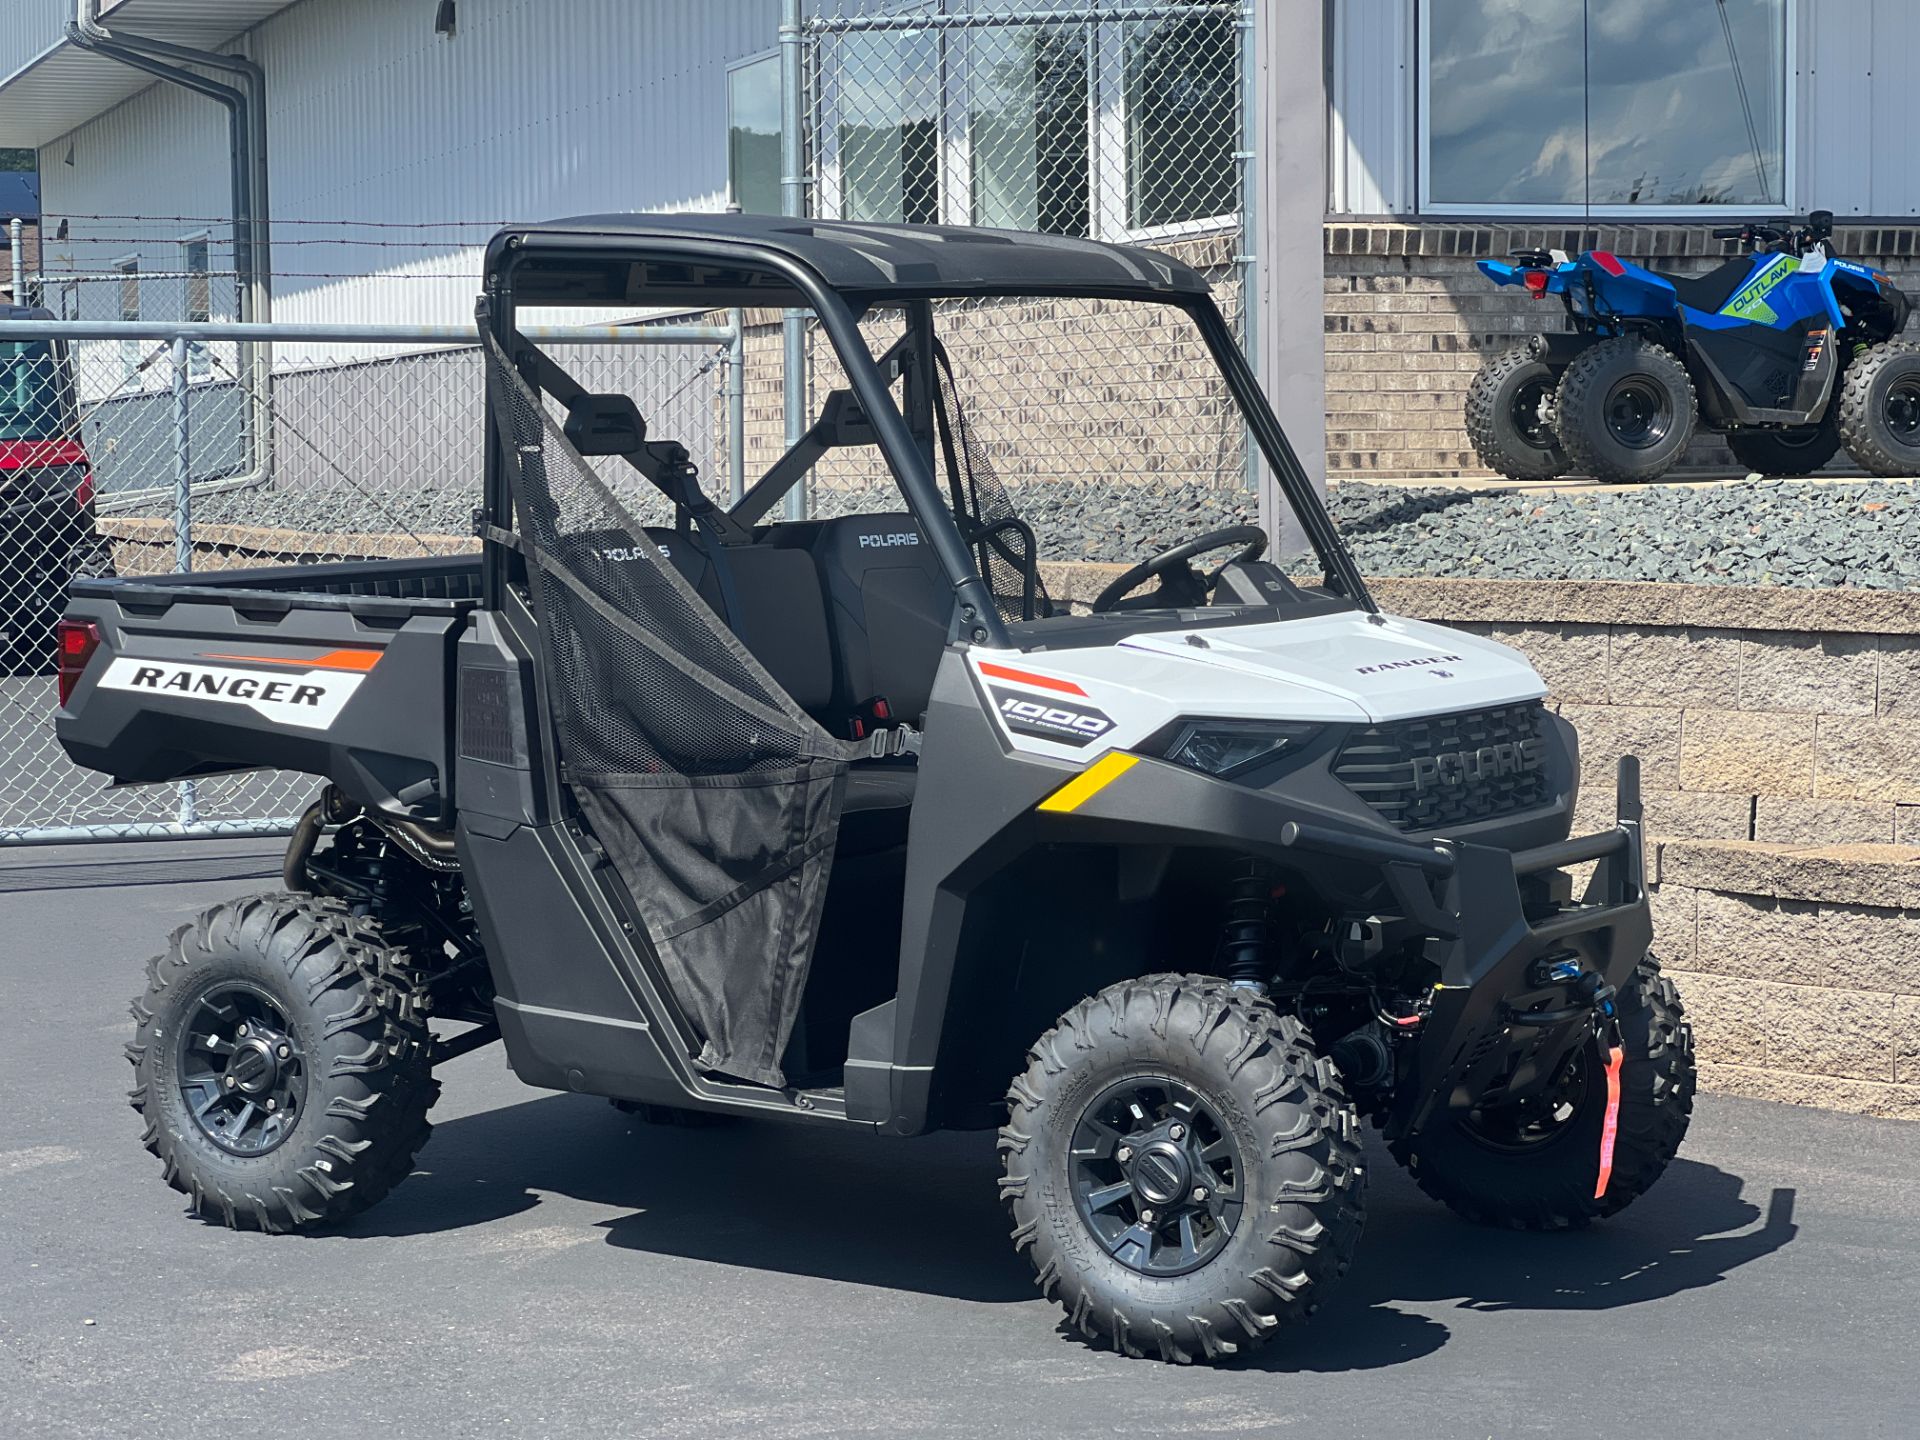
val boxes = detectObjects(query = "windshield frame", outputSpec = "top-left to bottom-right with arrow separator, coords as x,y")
484,237 -> 1374,642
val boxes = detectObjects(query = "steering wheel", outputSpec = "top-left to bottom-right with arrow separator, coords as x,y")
1091,524 -> 1269,614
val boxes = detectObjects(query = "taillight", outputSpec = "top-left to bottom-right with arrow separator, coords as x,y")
74,467 -> 94,509
1523,268 -> 1551,297
56,619 -> 101,708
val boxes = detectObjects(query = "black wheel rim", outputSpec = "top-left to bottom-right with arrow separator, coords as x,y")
1509,376 -> 1557,450
1069,1075 -> 1244,1277
1456,1045 -> 1594,1155
1602,377 -> 1673,450
1883,376 -> 1920,449
175,982 -> 308,1157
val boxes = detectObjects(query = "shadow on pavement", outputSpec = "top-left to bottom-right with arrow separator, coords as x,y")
335,1092 -> 1798,1369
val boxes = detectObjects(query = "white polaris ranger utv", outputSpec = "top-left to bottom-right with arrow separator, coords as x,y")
58,214 -> 1692,1364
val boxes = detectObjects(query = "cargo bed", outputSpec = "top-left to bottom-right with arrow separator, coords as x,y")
57,556 -> 481,821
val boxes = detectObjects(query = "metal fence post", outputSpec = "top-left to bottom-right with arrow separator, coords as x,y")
728,307 -> 747,504
1237,1 -> 1261,504
8,217 -> 21,302
780,0 -> 810,521
171,336 -> 199,828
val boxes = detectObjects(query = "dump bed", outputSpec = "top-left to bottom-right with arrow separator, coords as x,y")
55,556 -> 481,823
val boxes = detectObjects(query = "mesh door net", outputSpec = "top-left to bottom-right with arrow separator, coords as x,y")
485,333 -> 848,1088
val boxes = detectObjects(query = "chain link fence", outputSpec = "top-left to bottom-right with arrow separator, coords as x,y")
0,316 -> 740,843
786,1 -> 1260,554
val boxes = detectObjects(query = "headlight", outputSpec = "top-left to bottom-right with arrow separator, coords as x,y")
1164,719 -> 1319,777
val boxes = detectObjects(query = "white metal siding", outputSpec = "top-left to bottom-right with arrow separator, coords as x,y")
1803,0 -> 1920,216
251,0 -> 778,326
1328,0 -> 1411,217
0,0 -> 75,83
39,0 -> 780,335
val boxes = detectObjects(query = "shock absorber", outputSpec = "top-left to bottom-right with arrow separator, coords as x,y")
1219,854 -> 1276,992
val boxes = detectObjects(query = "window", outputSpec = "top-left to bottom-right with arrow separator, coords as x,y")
817,7 -> 1240,240
114,256 -> 139,381
1421,0 -> 1791,215
182,234 -> 210,377
970,25 -> 1090,235
727,51 -> 782,215
1120,14 -> 1237,231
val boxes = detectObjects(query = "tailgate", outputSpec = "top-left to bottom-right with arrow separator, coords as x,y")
56,575 -> 471,823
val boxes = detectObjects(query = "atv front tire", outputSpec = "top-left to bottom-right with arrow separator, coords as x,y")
1837,340 -> 1920,476
1000,975 -> 1364,1364
1554,337 -> 1697,483
127,893 -> 437,1232
1726,420 -> 1841,477
1464,345 -> 1569,480
1388,956 -> 1693,1230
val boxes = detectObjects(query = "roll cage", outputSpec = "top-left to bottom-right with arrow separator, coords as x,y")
477,214 -> 1373,637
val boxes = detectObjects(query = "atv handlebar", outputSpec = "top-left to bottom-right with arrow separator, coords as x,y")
1714,211 -> 1837,256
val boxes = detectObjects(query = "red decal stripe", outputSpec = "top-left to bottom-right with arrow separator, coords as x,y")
1591,250 -> 1626,277
1594,1043 -> 1625,1199
199,648 -> 383,673
977,660 -> 1086,696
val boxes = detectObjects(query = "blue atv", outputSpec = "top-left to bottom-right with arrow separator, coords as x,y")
1468,211 -> 1915,482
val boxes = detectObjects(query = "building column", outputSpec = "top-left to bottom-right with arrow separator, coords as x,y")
1251,0 -> 1327,556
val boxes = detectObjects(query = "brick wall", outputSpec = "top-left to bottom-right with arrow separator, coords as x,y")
1655,841 -> 1920,1120
1325,222 -> 1920,479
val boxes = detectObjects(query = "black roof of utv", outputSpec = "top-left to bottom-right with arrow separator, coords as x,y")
485,212 -> 1213,305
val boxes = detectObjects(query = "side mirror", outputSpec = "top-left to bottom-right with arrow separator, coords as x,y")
563,393 -> 647,457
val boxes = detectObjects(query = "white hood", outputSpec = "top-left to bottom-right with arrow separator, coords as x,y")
965,610 -> 1548,763
1117,612 -> 1546,723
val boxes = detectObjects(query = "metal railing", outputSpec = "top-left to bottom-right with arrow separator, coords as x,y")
0,314 -> 743,845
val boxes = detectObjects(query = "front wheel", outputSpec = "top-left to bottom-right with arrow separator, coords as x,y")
1554,337 -> 1698,483
1000,976 -> 1365,1364
126,893 -> 438,1232
1387,956 -> 1694,1230
1837,340 -> 1920,476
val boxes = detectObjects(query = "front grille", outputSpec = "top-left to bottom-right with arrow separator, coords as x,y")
1331,702 -> 1551,834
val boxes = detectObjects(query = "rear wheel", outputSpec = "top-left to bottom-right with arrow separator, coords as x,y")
127,893 -> 437,1232
1387,956 -> 1694,1230
1000,975 -> 1364,1364
1554,337 -> 1697,483
1464,346 -> 1569,480
1726,419 -> 1841,477
1837,341 -> 1920,476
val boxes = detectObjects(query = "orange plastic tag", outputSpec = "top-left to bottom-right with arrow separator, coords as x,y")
1594,1044 -> 1625,1199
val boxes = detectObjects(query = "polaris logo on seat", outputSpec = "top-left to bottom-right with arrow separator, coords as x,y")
1411,737 -> 1546,792
857,531 -> 920,548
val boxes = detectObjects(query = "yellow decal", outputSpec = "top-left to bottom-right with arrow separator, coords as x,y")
1719,254 -> 1792,324
1037,752 -> 1139,813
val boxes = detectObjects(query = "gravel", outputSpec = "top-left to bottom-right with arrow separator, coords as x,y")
193,471 -> 1920,591
1321,479 -> 1920,589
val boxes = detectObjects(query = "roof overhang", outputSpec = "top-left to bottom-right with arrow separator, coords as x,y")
0,1 -> 301,148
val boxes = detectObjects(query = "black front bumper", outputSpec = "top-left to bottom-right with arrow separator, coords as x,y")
1382,757 -> 1651,1140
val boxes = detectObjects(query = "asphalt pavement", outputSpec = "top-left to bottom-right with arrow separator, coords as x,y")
2,841 -> 1916,1439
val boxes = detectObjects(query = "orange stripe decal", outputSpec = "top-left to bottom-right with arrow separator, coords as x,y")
977,660 -> 1085,696
1594,1043 -> 1625,1199
199,648 -> 383,673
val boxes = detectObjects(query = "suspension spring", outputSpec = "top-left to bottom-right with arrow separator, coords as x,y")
1220,855 -> 1276,992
